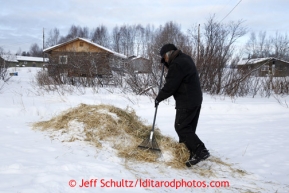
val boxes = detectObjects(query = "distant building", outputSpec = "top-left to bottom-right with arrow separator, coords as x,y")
43,37 -> 127,77
0,55 -> 48,68
127,56 -> 151,73
237,57 -> 289,77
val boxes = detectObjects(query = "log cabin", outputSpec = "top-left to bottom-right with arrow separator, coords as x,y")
43,37 -> 127,78
237,57 -> 289,77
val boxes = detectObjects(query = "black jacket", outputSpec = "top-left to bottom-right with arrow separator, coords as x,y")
156,50 -> 202,109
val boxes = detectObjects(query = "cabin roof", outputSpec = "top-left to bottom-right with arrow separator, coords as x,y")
237,57 -> 289,65
43,37 -> 127,59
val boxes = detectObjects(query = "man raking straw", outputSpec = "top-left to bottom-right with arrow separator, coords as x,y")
155,43 -> 210,167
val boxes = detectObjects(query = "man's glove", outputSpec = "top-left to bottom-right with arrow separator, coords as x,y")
161,58 -> 169,68
155,99 -> 160,108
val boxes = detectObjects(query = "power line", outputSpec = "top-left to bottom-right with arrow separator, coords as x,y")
207,0 -> 231,18
220,0 -> 243,23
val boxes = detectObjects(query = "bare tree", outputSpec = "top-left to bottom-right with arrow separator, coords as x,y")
271,32 -> 289,60
189,16 -> 247,95
58,25 -> 90,43
91,25 -> 111,48
67,25 -> 81,39
142,24 -> 156,58
127,20 -> 194,98
29,43 -> 42,57
21,51 -> 30,56
111,24 -> 154,57
132,24 -> 146,56
245,31 -> 269,58
111,26 -> 121,53
119,25 -> 135,56
16,48 -> 22,56
79,26 -> 89,39
0,47 -> 11,92
46,28 -> 60,48
245,31 -> 289,61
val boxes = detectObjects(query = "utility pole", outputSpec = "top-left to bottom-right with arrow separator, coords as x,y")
43,28 -> 45,70
197,24 -> 200,65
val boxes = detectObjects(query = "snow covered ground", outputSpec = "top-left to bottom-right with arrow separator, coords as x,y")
0,67 -> 289,193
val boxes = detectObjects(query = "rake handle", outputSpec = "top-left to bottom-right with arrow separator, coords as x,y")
150,63 -> 165,136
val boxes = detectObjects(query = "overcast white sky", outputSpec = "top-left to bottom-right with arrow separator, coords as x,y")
1,0 -> 288,54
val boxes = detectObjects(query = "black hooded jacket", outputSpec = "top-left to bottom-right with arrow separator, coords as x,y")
156,50 -> 203,109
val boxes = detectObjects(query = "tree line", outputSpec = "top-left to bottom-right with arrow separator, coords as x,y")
2,17 -> 289,98
245,31 -> 289,61
15,18 -> 289,63
44,23 -> 157,58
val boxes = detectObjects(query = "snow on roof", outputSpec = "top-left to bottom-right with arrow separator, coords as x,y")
237,57 -> 289,65
237,57 -> 273,65
129,55 -> 149,61
43,37 -> 127,59
16,56 -> 49,62
1,55 -> 18,62
1,55 -> 48,62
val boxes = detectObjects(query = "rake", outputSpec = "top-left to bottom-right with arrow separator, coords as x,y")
138,63 -> 165,152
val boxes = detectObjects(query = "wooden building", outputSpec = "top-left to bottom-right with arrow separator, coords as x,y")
237,57 -> 289,77
127,56 -> 151,73
0,55 -> 48,68
43,37 -> 127,78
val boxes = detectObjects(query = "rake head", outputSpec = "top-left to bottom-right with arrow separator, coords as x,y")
138,135 -> 161,152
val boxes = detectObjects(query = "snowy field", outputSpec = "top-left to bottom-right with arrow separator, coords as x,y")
0,67 -> 289,193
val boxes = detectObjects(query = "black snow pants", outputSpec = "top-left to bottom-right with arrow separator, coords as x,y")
174,106 -> 204,153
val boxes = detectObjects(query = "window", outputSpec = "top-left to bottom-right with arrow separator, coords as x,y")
80,42 -> 83,47
59,55 -> 68,64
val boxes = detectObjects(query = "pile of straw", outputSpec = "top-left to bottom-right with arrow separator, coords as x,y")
33,104 -> 189,169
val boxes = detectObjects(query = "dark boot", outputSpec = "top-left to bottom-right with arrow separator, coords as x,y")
186,144 -> 210,167
185,151 -> 196,167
